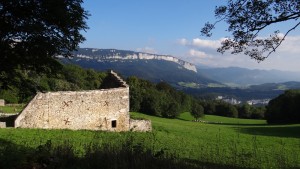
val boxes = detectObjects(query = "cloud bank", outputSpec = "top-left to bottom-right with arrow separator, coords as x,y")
176,36 -> 300,71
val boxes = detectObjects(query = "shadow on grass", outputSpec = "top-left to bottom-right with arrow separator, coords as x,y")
0,138 -> 252,169
235,125 -> 300,138
177,117 -> 300,138
177,117 -> 192,122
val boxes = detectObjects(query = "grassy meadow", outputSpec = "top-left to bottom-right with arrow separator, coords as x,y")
0,104 -> 25,114
0,112 -> 299,169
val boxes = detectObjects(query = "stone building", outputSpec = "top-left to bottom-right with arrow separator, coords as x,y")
14,71 -> 151,132
0,99 -> 5,106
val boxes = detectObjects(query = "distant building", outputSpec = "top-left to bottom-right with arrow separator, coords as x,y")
216,96 -> 241,105
247,99 -> 270,106
216,96 -> 223,100
223,98 -> 241,105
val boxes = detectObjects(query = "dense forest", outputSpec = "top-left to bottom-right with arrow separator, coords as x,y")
0,64 -> 107,103
266,90 -> 300,124
0,63 -> 267,120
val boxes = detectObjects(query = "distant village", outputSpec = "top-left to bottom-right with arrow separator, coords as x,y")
216,96 -> 270,106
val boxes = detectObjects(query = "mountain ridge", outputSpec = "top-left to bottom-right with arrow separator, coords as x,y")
60,48 -> 219,86
69,48 -> 197,72
59,48 -> 300,100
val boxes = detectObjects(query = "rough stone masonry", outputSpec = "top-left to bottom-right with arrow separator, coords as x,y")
0,99 -> 5,106
14,71 -> 151,132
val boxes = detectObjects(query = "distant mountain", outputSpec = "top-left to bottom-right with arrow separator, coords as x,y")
183,81 -> 300,101
249,81 -> 300,91
60,48 -> 220,86
58,48 -> 300,101
198,67 -> 300,85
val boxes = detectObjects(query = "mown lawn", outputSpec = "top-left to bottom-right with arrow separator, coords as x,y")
0,112 -> 299,169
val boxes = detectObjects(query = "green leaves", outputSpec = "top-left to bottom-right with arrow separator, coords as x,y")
0,0 -> 89,89
0,64 -> 107,103
191,102 -> 204,120
202,0 -> 300,60
266,89 -> 300,124
127,78 -> 193,118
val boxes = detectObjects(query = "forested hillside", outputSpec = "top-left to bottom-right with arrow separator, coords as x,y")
0,63 -> 266,120
0,64 -> 107,103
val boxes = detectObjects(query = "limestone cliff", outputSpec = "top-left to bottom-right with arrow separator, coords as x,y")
71,48 -> 197,73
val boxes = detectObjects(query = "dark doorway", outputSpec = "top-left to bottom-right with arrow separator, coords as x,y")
111,120 -> 117,128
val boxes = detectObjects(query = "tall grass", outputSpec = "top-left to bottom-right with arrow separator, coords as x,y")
0,131 -> 242,169
0,112 -> 299,169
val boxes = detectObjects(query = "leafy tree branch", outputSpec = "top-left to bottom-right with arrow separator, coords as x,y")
201,0 -> 300,61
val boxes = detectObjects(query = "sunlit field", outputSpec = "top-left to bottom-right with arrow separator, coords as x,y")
0,112 -> 299,169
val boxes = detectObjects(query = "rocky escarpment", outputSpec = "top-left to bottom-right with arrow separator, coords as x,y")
69,48 -> 197,73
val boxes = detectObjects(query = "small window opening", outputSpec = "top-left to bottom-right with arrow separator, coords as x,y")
111,120 -> 117,128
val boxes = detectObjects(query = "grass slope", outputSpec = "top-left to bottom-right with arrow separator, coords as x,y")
0,104 -> 24,114
0,112 -> 299,169
178,112 -> 267,125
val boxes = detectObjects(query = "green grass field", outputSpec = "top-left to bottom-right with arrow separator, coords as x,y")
178,112 -> 267,124
0,104 -> 24,114
0,112 -> 299,169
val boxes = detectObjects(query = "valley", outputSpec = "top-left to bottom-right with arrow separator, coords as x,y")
2,1 -> 300,169
1,48 -> 299,169
65,48 -> 300,102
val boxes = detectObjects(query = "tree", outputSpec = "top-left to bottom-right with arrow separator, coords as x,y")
238,103 -> 251,118
162,102 -> 180,118
0,0 -> 89,88
203,101 -> 216,115
265,90 -> 300,124
215,103 -> 238,118
140,89 -> 165,117
191,102 -> 204,120
201,0 -> 300,61
251,106 -> 265,119
127,76 -> 153,112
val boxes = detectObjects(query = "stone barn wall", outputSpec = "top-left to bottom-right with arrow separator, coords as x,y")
14,71 -> 151,132
0,122 -> 6,128
15,88 -> 130,131
0,99 -> 5,106
130,119 -> 152,132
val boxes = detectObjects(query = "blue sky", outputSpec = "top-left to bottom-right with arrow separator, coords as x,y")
80,0 -> 300,72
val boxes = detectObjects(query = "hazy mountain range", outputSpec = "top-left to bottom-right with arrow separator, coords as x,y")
59,48 -> 300,100
62,48 -> 220,86
63,48 -> 300,86
199,67 -> 300,86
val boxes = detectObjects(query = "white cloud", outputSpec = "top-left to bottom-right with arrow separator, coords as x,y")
191,38 -> 221,49
176,35 -> 300,71
177,37 -> 222,49
277,35 -> 300,54
136,47 -> 157,54
188,49 -> 209,59
177,38 -> 189,45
